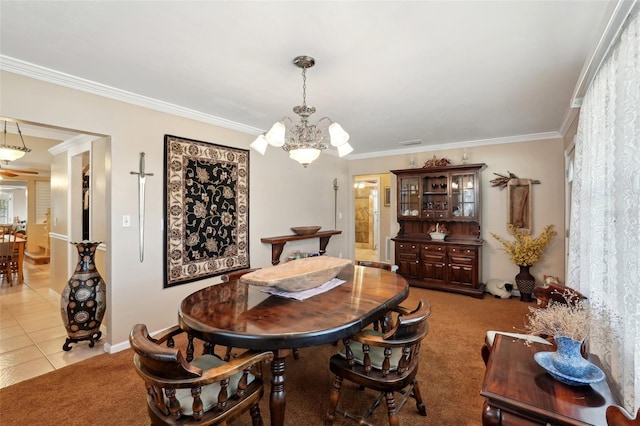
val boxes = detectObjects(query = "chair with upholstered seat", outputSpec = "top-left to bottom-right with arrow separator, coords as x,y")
325,300 -> 431,426
481,282 -> 587,365
130,324 -> 273,426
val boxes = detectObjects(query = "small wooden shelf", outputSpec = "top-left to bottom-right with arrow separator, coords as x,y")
261,230 -> 342,265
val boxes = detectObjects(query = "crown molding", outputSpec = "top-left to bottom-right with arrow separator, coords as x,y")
569,0 -> 637,110
0,55 -> 263,137
346,131 -> 562,160
49,134 -> 98,156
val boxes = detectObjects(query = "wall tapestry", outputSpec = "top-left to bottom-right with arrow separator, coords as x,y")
164,135 -> 249,288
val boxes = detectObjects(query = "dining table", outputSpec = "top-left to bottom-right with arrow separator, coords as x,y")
179,264 -> 409,426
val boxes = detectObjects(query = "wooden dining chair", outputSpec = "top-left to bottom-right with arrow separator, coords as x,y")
606,405 -> 640,425
0,228 -> 18,285
354,260 -> 399,333
326,300 -> 431,426
130,324 -> 273,426
9,230 -> 23,283
355,260 -> 399,273
481,282 -> 587,365
221,268 -> 258,282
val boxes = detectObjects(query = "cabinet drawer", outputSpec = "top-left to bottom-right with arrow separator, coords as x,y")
397,243 -> 419,253
423,253 -> 446,263
424,211 -> 449,219
448,246 -> 477,257
422,244 -> 445,253
449,255 -> 474,265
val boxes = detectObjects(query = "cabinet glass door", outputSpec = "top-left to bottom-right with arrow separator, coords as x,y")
421,174 -> 448,219
398,176 -> 420,217
451,173 -> 477,218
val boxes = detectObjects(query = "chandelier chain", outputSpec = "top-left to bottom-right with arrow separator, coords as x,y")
301,67 -> 307,107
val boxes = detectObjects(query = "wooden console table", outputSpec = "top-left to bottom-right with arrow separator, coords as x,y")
260,230 -> 342,265
481,334 -> 618,425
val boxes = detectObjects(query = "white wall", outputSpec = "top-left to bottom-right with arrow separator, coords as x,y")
0,70 -> 350,349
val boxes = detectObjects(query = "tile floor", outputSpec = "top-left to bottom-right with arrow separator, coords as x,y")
355,247 -> 379,262
0,262 -> 106,389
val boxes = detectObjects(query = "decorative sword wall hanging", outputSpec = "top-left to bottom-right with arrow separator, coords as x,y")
130,152 -> 153,262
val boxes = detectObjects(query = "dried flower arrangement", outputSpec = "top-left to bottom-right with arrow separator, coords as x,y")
423,155 -> 451,167
523,293 -> 591,342
519,290 -> 619,362
490,171 -> 541,189
490,224 -> 557,266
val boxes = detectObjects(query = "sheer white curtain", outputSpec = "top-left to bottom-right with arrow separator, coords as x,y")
569,5 -> 639,413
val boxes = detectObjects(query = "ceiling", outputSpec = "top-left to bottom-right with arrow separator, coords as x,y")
0,1 -> 615,159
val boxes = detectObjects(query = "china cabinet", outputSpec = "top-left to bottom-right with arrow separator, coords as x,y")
392,163 -> 486,297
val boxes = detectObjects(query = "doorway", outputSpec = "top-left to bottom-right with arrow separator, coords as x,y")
354,176 -> 380,262
0,118 -> 109,386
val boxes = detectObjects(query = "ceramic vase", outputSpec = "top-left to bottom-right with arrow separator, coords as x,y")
515,265 -> 535,302
60,241 -> 106,351
551,336 -> 591,378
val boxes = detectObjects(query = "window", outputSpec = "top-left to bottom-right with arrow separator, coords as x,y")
35,181 -> 50,224
0,197 -> 8,224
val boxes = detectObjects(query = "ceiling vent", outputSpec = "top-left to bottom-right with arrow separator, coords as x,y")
397,139 -> 422,146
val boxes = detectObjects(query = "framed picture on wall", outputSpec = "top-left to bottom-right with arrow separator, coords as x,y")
384,187 -> 391,206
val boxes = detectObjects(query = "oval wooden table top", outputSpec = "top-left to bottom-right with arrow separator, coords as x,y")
179,264 -> 409,351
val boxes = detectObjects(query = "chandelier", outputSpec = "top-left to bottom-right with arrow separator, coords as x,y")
250,56 -> 353,167
1,120 -> 31,163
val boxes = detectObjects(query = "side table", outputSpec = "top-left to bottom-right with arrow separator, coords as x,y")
481,334 -> 618,425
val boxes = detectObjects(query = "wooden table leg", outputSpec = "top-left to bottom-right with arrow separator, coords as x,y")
17,242 -> 24,284
269,349 -> 290,426
482,400 -> 501,426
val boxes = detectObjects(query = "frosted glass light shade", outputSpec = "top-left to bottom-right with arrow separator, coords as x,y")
266,122 -> 286,147
0,147 -> 27,162
337,142 -> 354,157
289,148 -> 321,167
249,135 -> 268,155
328,122 -> 349,147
